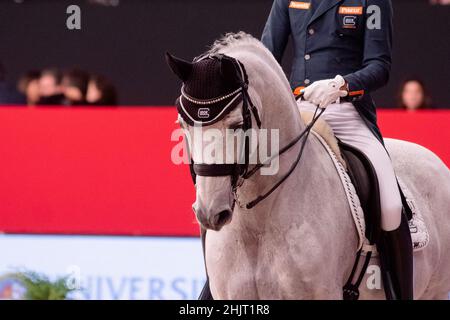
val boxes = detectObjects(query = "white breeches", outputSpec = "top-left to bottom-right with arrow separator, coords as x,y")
298,100 -> 402,231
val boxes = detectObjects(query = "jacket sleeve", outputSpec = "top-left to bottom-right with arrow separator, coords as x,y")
343,0 -> 393,100
261,0 -> 292,63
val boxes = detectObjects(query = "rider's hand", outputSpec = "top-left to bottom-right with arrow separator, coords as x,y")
301,75 -> 348,109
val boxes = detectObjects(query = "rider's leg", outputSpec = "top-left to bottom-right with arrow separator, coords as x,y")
297,101 -> 413,299
345,130 -> 403,231
330,107 -> 413,300
299,101 -> 402,229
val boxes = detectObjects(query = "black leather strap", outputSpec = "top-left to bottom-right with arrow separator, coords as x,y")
193,163 -> 238,176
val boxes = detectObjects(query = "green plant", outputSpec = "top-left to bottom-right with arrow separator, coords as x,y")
8,271 -> 75,300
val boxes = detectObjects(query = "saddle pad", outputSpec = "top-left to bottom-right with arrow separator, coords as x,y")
397,177 -> 430,251
311,131 -> 429,252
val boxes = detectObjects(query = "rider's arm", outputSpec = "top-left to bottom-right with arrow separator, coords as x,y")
343,0 -> 393,100
261,0 -> 292,63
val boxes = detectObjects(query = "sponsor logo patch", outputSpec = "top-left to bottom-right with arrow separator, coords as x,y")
343,16 -> 357,28
339,6 -> 363,15
289,1 -> 311,10
198,108 -> 210,119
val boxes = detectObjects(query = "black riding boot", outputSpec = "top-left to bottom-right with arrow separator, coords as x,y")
378,212 -> 414,300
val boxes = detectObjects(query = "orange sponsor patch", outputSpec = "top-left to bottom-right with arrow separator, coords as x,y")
289,1 -> 311,10
338,6 -> 363,15
293,86 -> 306,96
349,90 -> 365,97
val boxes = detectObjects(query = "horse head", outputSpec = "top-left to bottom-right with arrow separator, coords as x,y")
166,33 -> 303,231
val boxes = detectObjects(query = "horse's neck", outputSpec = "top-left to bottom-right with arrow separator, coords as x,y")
235,86 -> 323,217
236,125 -> 326,212
232,103 -> 359,294
223,48 -> 358,294
237,80 -> 350,230
233,47 -> 347,229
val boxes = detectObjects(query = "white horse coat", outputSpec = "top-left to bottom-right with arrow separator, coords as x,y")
180,33 -> 450,300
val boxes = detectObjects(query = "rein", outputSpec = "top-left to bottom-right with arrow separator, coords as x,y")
242,105 -> 324,209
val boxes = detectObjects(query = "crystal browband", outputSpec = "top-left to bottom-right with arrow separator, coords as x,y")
181,85 -> 242,106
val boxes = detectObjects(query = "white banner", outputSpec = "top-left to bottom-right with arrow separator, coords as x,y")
0,235 -> 205,300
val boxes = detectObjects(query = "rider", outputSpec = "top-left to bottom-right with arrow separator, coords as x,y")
261,0 -> 413,299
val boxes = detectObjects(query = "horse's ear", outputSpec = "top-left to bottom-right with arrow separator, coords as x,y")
165,52 -> 193,81
220,57 -> 240,85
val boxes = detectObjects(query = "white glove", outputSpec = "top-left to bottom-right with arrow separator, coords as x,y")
301,75 -> 348,109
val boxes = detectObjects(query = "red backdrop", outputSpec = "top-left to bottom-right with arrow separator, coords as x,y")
0,107 -> 449,236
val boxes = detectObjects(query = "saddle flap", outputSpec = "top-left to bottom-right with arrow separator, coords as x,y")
339,140 -> 382,244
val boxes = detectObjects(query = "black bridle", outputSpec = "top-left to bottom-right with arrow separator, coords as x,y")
177,54 -> 261,185
177,54 -> 324,209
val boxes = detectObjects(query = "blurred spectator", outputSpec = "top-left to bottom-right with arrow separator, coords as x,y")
397,78 -> 432,111
17,70 -> 41,106
61,68 -> 90,106
0,60 -> 26,105
16,67 -> 117,107
37,68 -> 65,105
86,74 -> 118,105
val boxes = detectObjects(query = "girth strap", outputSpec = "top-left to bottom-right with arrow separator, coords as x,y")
343,248 -> 373,300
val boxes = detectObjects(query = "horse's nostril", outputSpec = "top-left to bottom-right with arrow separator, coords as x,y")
217,210 -> 232,226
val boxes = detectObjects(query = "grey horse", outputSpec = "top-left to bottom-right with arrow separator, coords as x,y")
170,33 -> 450,299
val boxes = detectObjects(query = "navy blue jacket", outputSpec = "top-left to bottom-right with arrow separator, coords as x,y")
261,0 -> 393,142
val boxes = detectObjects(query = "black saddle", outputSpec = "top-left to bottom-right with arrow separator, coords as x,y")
338,140 -> 412,245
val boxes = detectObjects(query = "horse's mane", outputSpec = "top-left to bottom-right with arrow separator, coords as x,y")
204,32 -> 290,92
202,32 -> 302,130
206,31 -> 268,56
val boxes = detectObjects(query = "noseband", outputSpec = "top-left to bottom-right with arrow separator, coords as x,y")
176,54 -> 324,209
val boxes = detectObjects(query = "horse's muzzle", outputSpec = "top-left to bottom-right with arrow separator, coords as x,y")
194,205 -> 233,231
